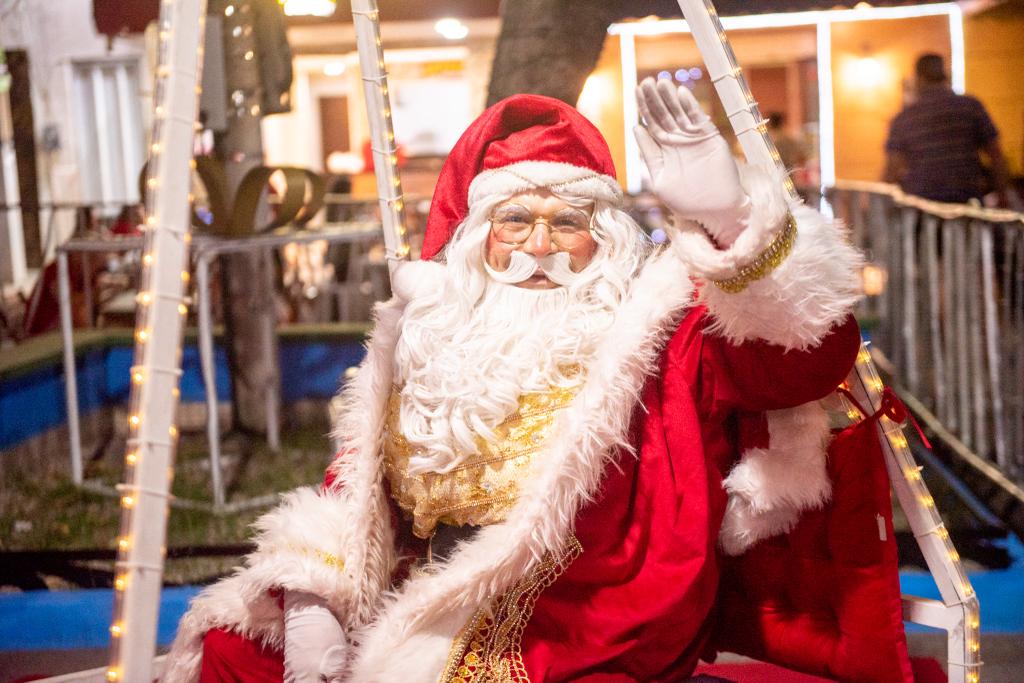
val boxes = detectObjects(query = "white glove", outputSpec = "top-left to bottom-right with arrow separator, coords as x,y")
634,77 -> 751,247
283,590 -> 349,682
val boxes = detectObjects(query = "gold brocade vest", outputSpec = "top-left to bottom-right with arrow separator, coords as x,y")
383,377 -> 581,539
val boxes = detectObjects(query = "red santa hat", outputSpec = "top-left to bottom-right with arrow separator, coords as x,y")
421,94 -> 623,260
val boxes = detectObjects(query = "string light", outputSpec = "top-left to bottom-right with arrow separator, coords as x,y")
114,0 -> 202,677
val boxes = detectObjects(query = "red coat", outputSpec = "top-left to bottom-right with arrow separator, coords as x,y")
519,310 -> 911,681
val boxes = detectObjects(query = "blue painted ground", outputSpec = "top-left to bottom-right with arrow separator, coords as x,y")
2,536 -> 1022,651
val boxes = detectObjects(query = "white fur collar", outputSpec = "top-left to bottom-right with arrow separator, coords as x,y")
345,249 -> 694,681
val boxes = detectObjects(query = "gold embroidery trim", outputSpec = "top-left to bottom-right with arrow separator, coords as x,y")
711,212 -> 797,294
383,370 -> 582,539
286,546 -> 345,572
439,537 -> 584,683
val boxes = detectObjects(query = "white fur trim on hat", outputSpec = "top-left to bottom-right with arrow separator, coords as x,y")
468,160 -> 623,207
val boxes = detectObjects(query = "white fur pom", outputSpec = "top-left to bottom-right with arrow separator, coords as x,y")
391,260 -> 445,302
718,402 -> 833,556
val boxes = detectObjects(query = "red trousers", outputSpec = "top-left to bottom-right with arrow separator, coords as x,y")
199,628 -> 284,682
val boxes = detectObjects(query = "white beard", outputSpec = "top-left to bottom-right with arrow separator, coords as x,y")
394,276 -> 616,475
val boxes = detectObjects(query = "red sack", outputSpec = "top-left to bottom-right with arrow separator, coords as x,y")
712,407 -> 914,682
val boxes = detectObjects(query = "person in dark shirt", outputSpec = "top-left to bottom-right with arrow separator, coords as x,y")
884,53 -> 1011,205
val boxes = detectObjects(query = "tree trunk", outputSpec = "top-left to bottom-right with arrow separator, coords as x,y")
486,1 -> 698,106
486,0 -> 619,107
216,0 -> 280,438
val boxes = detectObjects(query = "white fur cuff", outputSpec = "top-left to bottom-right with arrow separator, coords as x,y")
668,164 -> 791,282
246,487 -> 361,622
718,402 -> 832,556
468,160 -> 623,207
676,166 -> 864,350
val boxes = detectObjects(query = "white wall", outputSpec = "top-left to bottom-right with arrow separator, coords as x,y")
0,0 -> 149,277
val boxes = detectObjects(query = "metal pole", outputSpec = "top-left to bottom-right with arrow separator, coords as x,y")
941,221 -> 957,430
922,215 -> 945,417
106,0 -> 207,679
967,227 -> 988,457
900,207 -> 919,395
980,223 -> 1007,469
196,253 -> 225,508
351,0 -> 410,276
954,223 -> 970,447
57,249 -> 83,485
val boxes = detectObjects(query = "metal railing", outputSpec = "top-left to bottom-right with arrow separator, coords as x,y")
830,180 -> 1024,487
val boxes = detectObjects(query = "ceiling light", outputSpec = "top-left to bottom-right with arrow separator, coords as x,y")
280,0 -> 337,17
323,61 -> 346,76
435,18 -> 469,40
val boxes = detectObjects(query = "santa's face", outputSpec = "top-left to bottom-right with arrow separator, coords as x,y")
485,190 -> 598,289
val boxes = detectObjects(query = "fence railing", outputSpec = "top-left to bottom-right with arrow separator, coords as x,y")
829,180 -> 1024,487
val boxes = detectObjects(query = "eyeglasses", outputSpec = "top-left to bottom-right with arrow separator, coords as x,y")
489,204 -> 593,249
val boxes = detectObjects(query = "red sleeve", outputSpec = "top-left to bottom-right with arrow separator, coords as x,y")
703,314 -> 861,414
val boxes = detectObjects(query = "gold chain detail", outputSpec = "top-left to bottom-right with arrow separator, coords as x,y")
710,212 -> 797,294
285,546 -> 345,572
439,537 -> 584,683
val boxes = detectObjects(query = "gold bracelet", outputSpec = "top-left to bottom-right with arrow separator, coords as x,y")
711,213 -> 797,294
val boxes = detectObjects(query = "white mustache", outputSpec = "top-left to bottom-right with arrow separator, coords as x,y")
484,251 -> 583,286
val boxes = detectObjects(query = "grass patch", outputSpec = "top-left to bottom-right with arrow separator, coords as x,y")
1,424 -> 333,586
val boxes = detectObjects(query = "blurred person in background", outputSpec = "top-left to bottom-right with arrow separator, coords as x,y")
767,111 -> 806,173
884,53 -> 1016,208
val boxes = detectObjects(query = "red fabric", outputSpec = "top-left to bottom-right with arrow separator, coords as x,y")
200,627 -> 284,683
710,399 -> 914,682
92,0 -> 160,37
517,310 -> 863,681
422,94 -> 617,260
693,658 -> 945,683
694,661 -> 836,681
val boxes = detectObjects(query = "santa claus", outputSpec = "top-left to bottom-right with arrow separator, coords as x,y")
165,80 -> 911,682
